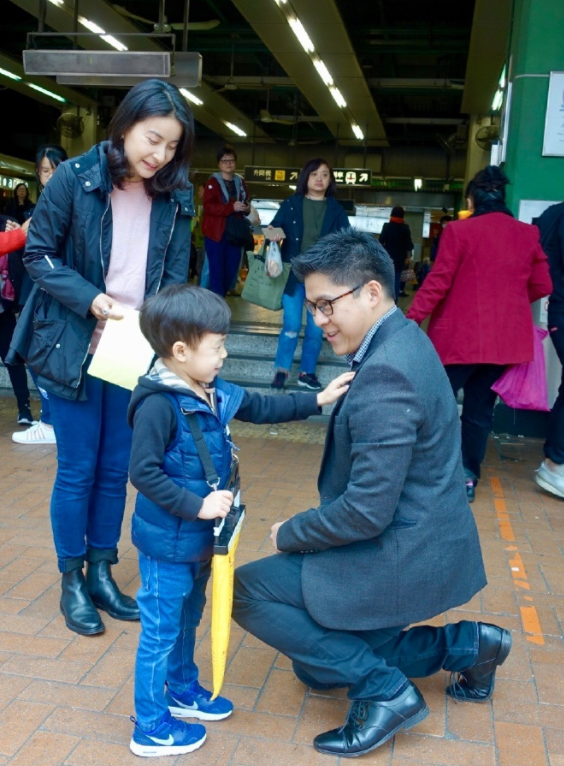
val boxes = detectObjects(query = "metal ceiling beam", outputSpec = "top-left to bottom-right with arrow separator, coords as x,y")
7,0 -> 272,142
462,0 -> 512,114
0,50 -> 96,107
229,0 -> 388,146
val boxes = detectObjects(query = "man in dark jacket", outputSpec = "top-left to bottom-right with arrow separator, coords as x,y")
535,202 -> 564,498
233,228 -> 511,758
379,205 -> 413,299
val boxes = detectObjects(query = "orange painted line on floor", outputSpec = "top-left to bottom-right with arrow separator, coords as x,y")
490,474 -> 546,646
520,606 -> 545,645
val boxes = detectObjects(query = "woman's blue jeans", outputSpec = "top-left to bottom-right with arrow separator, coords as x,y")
48,373 -> 132,572
274,282 -> 323,374
135,553 -> 211,730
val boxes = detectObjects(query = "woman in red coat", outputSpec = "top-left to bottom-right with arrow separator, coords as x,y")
407,166 -> 552,501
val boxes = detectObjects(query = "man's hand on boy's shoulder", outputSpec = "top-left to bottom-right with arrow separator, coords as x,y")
317,371 -> 355,408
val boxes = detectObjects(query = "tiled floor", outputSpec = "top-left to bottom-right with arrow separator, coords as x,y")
0,395 -> 563,766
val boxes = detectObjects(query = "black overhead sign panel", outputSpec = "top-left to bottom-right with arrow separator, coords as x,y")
244,166 -> 372,187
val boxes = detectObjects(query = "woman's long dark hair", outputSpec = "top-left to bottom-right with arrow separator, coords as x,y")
35,145 -> 68,191
296,158 -> 337,197
466,165 -> 512,217
107,79 -> 195,196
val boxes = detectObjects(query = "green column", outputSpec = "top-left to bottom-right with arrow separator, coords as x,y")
503,0 -> 564,210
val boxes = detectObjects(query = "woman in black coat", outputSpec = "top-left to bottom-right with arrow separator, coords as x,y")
10,80 -> 195,637
3,183 -> 35,225
267,158 -> 350,391
379,206 -> 413,299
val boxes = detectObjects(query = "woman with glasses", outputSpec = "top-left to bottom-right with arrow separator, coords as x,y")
201,145 -> 250,297
268,158 -> 350,391
12,145 -> 68,445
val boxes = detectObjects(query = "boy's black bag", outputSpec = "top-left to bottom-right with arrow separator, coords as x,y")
183,411 -> 246,555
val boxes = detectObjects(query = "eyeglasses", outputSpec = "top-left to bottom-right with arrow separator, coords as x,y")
304,284 -> 363,317
219,158 -> 236,164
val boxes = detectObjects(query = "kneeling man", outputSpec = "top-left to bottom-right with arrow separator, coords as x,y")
233,228 -> 511,758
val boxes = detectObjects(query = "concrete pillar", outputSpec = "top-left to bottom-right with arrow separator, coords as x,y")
463,114 -> 495,199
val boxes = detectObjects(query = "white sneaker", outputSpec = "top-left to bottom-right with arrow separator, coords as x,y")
535,461 -> 564,499
12,421 -> 57,445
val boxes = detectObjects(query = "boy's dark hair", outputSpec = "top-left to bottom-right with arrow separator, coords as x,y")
296,158 -> 337,197
107,79 -> 194,197
217,144 -> 237,163
292,228 -> 395,299
391,206 -> 405,218
140,284 -> 231,358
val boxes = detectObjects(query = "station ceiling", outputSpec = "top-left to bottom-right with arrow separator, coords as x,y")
0,0 -> 511,161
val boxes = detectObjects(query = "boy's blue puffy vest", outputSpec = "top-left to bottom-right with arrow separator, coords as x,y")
131,379 -> 245,563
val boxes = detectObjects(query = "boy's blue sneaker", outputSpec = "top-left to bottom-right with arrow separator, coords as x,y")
165,680 -> 233,721
130,711 -> 206,758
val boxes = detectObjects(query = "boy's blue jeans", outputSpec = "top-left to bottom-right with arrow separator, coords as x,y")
274,282 -> 323,374
135,553 -> 211,730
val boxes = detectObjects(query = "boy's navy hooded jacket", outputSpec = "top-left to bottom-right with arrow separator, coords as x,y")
8,141 -> 194,401
127,374 -> 319,563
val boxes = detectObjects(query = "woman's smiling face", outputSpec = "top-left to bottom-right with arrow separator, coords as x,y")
123,115 -> 183,182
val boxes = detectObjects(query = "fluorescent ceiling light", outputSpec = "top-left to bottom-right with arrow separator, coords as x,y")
27,83 -> 66,102
78,15 -> 128,51
288,17 -> 314,53
288,184 -> 297,190
413,178 -> 423,191
330,87 -> 347,108
47,0 -> 64,5
491,89 -> 503,111
351,123 -> 364,140
0,67 -> 22,81
499,65 -> 507,89
180,88 -> 203,106
313,58 -> 333,86
224,121 -> 247,137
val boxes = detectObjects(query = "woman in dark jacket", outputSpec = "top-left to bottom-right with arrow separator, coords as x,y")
12,145 -> 68,446
268,158 -> 350,390
379,206 -> 413,299
3,183 -> 35,225
407,166 -> 552,501
10,79 -> 195,637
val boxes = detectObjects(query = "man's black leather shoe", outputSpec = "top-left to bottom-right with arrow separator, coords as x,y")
446,622 -> 512,702
313,682 -> 429,757
292,661 -> 349,691
86,561 -> 140,621
60,570 -> 105,636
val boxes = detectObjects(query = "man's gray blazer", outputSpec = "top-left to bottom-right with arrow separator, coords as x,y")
277,310 -> 487,631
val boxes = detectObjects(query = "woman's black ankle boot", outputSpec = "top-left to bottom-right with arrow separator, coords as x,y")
60,569 -> 105,636
86,561 -> 140,621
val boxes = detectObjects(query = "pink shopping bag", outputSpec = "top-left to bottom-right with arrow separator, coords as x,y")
491,326 -> 549,411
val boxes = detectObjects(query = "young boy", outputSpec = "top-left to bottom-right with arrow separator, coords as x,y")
128,284 -> 353,757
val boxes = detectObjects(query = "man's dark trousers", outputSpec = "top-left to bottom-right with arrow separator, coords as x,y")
233,553 -> 479,701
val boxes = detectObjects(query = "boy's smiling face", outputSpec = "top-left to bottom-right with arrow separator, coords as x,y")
167,332 -> 228,388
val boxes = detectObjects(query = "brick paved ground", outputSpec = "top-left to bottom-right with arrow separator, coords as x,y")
0,396 -> 563,766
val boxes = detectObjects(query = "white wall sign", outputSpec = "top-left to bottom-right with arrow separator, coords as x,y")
542,71 -> 564,156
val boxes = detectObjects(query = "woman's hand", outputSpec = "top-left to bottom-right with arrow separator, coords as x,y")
21,218 -> 31,235
5,219 -> 20,232
90,294 -> 125,321
233,201 -> 250,213
317,371 -> 355,407
266,225 -> 283,243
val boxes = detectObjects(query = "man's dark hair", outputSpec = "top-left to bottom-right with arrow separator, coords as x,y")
107,79 -> 194,196
296,158 -> 337,197
391,206 -> 405,218
217,144 -> 237,163
140,284 -> 231,358
292,228 -> 395,298
439,214 -> 452,225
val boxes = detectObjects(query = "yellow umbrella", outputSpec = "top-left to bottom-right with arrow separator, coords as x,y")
210,464 -> 246,700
